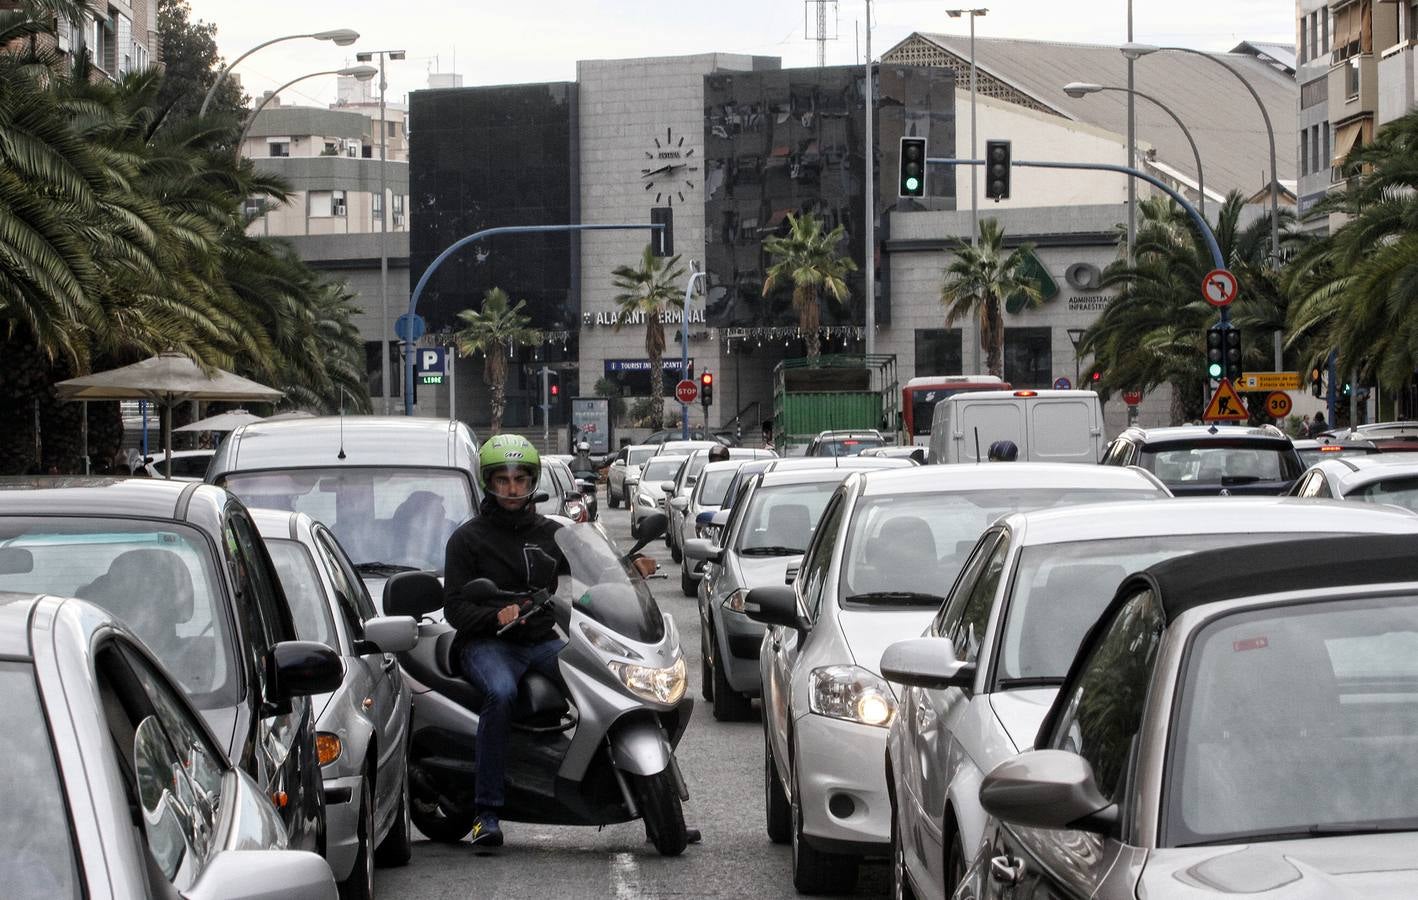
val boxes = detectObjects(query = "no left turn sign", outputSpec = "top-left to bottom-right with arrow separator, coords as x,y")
1203,268 -> 1239,307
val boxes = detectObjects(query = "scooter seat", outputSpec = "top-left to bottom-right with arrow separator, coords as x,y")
432,629 -> 570,727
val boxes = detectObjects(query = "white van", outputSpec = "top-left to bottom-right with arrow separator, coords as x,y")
926,389 -> 1105,465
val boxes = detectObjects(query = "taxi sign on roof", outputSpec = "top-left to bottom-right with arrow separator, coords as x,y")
1202,379 -> 1249,422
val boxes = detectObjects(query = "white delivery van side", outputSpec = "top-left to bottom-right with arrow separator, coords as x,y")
926,389 -> 1105,464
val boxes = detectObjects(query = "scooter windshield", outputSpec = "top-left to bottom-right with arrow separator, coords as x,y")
555,524 -> 666,644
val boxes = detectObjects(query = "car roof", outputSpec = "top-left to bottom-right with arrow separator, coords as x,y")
766,456 -> 912,472
997,496 -> 1418,546
814,430 -> 883,438
1307,453 -> 1418,490
624,444 -> 656,453
702,460 -> 748,475
247,506 -> 308,541
0,592 -> 42,659
758,468 -> 865,488
658,441 -> 719,452
0,476 -> 215,520
857,462 -> 1164,497
208,416 -> 478,475
943,389 -> 1098,401
1121,424 -> 1291,444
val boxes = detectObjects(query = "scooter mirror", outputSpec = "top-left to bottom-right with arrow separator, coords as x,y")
465,578 -> 503,600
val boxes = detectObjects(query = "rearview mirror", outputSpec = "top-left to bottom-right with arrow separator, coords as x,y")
979,750 -> 1119,834
0,547 -> 33,575
382,571 -> 445,617
272,641 -> 344,698
563,490 -> 584,504
612,459 -> 625,467
880,637 -> 975,690
683,539 -> 722,564
744,585 -> 807,630
184,849 -> 336,900
660,480 -> 677,494
358,615 -> 419,654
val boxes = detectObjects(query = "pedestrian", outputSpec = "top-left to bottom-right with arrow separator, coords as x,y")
1300,413 -> 1312,438
1310,411 -> 1327,438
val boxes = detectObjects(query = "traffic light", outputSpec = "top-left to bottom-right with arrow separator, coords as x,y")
898,137 -> 927,198
1311,367 -> 1323,398
1090,371 -> 1102,386
1206,325 -> 1225,382
545,371 -> 560,406
1222,326 -> 1243,383
650,206 -> 674,257
700,371 -> 714,407
985,139 -> 1012,201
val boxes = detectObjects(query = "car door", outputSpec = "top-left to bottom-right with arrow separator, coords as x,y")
982,587 -> 1163,899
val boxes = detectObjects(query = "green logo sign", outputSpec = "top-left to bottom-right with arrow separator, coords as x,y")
1005,249 -> 1060,315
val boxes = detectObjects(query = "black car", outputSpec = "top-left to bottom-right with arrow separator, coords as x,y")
0,478 -> 341,854
1100,424 -> 1304,495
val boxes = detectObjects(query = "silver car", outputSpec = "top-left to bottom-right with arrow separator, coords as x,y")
882,498 -> 1418,900
666,447 -> 777,564
606,443 -> 657,509
1290,454 -> 1418,511
745,463 -> 1170,895
963,531 -> 1418,900
251,509 -> 419,898
0,592 -> 336,899
630,454 -> 691,531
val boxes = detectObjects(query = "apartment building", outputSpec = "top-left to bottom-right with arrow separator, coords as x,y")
3,0 -> 159,76
1296,1 -> 1332,220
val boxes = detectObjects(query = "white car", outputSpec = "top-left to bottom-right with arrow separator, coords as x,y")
130,448 -> 215,481
630,454 -> 690,530
882,498 -> 1418,900
607,443 -> 657,509
1289,453 -> 1418,511
745,463 -> 1170,894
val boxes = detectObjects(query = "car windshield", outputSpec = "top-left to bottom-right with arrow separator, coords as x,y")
554,524 -> 664,643
627,448 -> 655,466
221,467 -> 474,573
642,458 -> 685,483
697,469 -> 738,507
0,663 -> 81,900
1350,475 -> 1418,512
1141,443 -> 1295,484
264,539 -> 339,649
0,520 -> 237,707
996,532 -> 1303,684
1166,596 -> 1418,847
839,489 -> 1162,606
736,482 -> 839,554
816,437 -> 884,457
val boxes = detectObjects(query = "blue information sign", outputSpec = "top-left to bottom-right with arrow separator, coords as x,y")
1053,377 -> 1072,390
395,313 -> 426,342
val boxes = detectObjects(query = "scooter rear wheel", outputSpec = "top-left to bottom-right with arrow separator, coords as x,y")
410,797 -> 476,844
634,771 -> 688,857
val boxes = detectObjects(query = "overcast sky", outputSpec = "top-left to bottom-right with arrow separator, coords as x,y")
196,0 -> 1295,109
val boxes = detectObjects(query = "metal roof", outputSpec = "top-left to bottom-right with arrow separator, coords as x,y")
209,416 -> 478,475
898,34 -> 1297,199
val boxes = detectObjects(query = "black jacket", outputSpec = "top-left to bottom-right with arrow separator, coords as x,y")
444,496 -> 565,646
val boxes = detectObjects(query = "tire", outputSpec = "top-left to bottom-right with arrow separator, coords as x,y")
712,642 -> 753,722
763,728 -> 791,844
409,779 -> 475,844
791,774 -> 859,895
670,539 -> 683,563
890,810 -> 917,900
374,759 -> 413,868
338,778 -> 375,900
944,823 -> 968,897
608,486 -> 619,509
680,562 -> 696,597
699,627 -> 714,702
633,771 -> 688,857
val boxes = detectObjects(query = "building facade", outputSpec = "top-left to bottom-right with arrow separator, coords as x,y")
1296,0 -> 1333,221
3,0 -> 159,77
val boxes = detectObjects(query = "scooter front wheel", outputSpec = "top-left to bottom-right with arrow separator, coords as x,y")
410,795 -> 476,844
634,771 -> 688,857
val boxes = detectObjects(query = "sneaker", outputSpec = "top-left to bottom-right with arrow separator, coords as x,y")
469,812 -> 503,848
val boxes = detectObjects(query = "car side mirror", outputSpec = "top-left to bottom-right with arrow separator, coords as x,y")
744,585 -> 807,630
272,641 -> 344,699
683,539 -> 723,564
659,480 -> 677,493
612,459 -> 625,467
184,849 -> 336,900
670,496 -> 689,511
978,750 -> 1119,834
880,637 -> 975,690
710,509 -> 730,528
356,615 -> 419,654
382,571 -> 445,618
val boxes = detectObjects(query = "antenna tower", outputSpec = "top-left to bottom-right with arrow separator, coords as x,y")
804,0 -> 839,67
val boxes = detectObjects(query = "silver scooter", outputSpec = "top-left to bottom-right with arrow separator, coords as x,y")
383,514 -> 695,855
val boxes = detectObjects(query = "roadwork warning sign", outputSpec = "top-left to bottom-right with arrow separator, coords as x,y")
1202,379 -> 1250,422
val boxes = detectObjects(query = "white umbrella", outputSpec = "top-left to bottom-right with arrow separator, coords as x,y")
174,408 -> 265,432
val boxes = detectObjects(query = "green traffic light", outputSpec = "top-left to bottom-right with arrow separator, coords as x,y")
904,176 -> 920,191
1207,362 -> 1223,379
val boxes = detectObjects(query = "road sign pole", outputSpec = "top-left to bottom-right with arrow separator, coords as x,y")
447,345 -> 456,421
539,365 -> 553,448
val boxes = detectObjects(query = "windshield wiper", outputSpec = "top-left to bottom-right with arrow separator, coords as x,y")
353,561 -> 420,575
844,591 -> 945,606
1220,475 -> 1264,484
997,677 -> 1065,689
1179,821 -> 1418,847
741,546 -> 804,556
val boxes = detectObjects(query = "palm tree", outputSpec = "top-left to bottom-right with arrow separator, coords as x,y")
939,219 -> 1043,379
611,246 -> 686,428
453,287 -> 541,432
762,212 -> 857,362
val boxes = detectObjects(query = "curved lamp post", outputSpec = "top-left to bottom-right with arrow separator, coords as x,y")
1122,43 -> 1279,260
1063,81 -> 1208,220
234,65 -> 377,157
200,28 -> 360,118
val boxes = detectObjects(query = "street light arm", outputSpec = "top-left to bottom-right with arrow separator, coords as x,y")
1101,85 -> 1206,218
200,29 -> 360,119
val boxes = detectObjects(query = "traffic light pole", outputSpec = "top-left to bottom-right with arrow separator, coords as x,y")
681,264 -> 707,441
403,222 -> 667,416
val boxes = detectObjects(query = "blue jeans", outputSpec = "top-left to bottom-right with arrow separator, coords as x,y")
460,637 -> 565,810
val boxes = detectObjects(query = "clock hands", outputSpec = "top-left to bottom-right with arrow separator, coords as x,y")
641,163 -> 700,177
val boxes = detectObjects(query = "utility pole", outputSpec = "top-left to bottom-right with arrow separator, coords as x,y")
1126,0 -> 1136,262
863,0 -> 875,355
356,48 -> 406,414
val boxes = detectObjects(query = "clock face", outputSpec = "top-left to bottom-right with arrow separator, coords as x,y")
641,126 -> 699,206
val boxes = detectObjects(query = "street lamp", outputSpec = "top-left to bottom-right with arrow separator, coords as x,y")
946,7 -> 987,371
356,49 -> 406,415
1066,327 -> 1086,387
1121,42 -> 1280,261
233,65 -> 377,155
1063,82 -> 1208,220
199,28 -> 360,118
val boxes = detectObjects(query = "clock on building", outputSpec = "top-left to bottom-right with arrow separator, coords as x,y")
641,126 -> 699,206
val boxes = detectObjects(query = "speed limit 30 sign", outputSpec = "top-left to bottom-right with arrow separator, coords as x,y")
1264,391 -> 1293,419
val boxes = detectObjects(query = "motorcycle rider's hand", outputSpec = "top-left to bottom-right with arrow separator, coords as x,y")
496,604 -> 521,626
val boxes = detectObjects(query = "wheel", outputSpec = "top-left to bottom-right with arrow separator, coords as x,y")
680,562 -> 696,597
633,771 -> 687,857
712,640 -> 753,722
699,627 -> 714,701
338,778 -> 375,900
791,773 -> 859,895
608,486 -> 619,509
943,823 -> 968,896
763,728 -> 791,844
670,539 -> 683,563
890,807 -> 917,900
374,758 -> 413,868
409,779 -> 475,844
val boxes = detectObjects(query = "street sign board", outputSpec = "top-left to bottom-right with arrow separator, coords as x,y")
1053,376 -> 1072,390
1264,391 -> 1293,419
1202,268 -> 1239,307
416,347 -> 446,385
675,379 -> 698,404
571,397 -> 611,454
1202,379 -> 1249,421
1122,389 -> 1143,406
395,313 -> 425,342
1238,371 -> 1300,391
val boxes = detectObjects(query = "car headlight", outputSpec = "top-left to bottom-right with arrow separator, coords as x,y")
637,492 -> 655,507
608,657 -> 686,705
723,588 -> 748,612
809,665 -> 896,728
316,732 -> 342,766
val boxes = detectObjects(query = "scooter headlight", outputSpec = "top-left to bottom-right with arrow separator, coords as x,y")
608,656 -> 686,705
809,665 -> 896,728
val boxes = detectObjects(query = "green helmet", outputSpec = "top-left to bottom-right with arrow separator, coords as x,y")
477,434 -> 541,496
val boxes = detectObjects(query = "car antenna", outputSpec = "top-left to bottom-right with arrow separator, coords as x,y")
337,388 -> 347,460
974,426 -> 982,464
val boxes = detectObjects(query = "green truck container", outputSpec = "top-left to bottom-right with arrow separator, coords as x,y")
772,354 -> 899,450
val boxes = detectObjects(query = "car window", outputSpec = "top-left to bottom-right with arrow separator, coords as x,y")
801,493 -> 848,621
641,458 -> 686,483
696,469 -> 738,507
932,531 -> 1001,638
1140,443 -> 1299,484
316,528 -> 378,624
228,512 -> 296,645
264,539 -> 339,648
1101,440 -> 1131,466
947,535 -> 1009,665
1049,587 -> 1165,803
1349,475 -> 1418,511
735,481 -> 840,555
0,519 -> 237,707
628,448 -> 655,466
1297,472 -> 1330,498
0,662 -> 81,900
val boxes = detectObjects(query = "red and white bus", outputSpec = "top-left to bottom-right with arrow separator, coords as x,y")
902,375 -> 1009,446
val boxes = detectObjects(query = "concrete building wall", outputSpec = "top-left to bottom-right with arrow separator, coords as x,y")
1296,0 -> 1332,220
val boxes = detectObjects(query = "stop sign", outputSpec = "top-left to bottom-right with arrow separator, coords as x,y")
1122,389 -> 1143,406
675,379 -> 698,404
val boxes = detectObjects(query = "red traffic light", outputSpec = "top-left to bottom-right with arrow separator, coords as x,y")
549,384 -> 559,396
700,373 -> 713,386
1090,371 -> 1102,382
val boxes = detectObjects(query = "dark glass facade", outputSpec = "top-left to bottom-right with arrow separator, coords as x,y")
702,64 -> 954,329
915,328 -> 963,374
409,83 -> 580,332
1004,327 -> 1053,388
